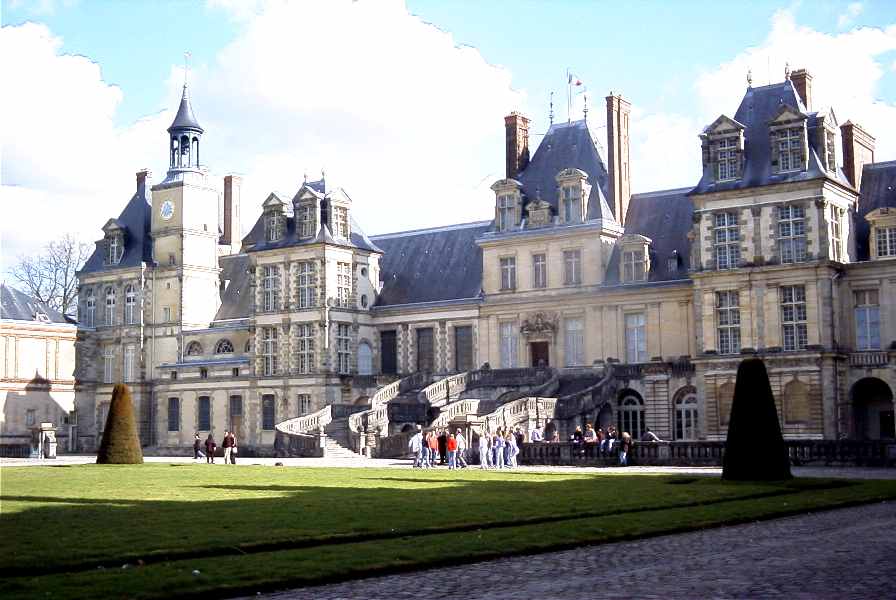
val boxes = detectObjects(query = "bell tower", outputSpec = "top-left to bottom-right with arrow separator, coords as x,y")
168,84 -> 204,171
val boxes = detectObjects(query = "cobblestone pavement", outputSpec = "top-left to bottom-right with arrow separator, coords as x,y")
256,501 -> 896,600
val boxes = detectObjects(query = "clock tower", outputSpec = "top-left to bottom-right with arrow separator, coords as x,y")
150,83 -> 222,338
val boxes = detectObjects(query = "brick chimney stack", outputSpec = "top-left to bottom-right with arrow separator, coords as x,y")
504,112 -> 530,180
790,68 -> 813,110
222,175 -> 242,246
136,169 -> 151,195
606,93 -> 632,226
840,121 -> 875,191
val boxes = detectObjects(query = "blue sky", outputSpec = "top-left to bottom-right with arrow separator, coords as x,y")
2,0 -> 896,269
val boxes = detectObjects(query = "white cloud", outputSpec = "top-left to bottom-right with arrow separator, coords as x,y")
838,2 -> 864,29
6,0 -> 78,17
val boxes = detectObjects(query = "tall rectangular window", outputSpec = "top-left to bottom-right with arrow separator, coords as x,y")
167,398 -> 180,432
625,313 -> 647,363
499,322 -> 518,368
532,253 -> 547,288
415,327 -> 434,372
124,285 -> 137,324
830,205 -> 843,262
25,408 -> 36,426
337,262 -> 352,307
855,290 -> 881,351
497,194 -> 515,231
296,323 -> 315,374
876,226 -> 896,258
777,127 -> 803,172
198,396 -> 211,431
83,289 -> 96,328
266,213 -> 283,242
104,287 -> 116,326
103,350 -> 114,384
779,205 -> 807,264
123,345 -> 135,382
261,394 -> 275,430
563,250 -> 582,285
262,327 -> 278,376
380,330 -> 397,374
297,394 -> 312,416
500,257 -> 516,291
781,285 -> 808,351
564,318 -> 584,367
163,306 -> 171,322
716,291 -> 741,355
623,250 -> 647,282
825,129 -> 837,172
336,323 -> 352,374
263,265 -> 280,311
296,261 -> 317,308
298,205 -> 315,238
715,212 -> 740,270
332,206 -> 349,238
561,186 -> 582,223
716,137 -> 738,181
229,395 -> 243,434
454,326 -> 473,372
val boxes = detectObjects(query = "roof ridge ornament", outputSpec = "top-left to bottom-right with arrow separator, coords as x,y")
184,51 -> 191,88
747,69 -> 752,88
784,62 -> 791,81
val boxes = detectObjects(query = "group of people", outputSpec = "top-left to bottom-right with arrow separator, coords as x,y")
476,427 -> 523,469
569,423 -> 634,465
408,427 -> 468,469
194,431 -> 238,464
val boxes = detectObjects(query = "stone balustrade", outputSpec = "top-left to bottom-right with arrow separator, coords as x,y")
483,397 -> 556,432
429,398 -> 481,429
466,367 -> 552,390
276,404 -> 333,436
849,351 -> 890,368
419,371 -> 468,406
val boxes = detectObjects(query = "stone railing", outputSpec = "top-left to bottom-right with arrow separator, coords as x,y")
376,430 -> 416,459
787,439 -> 896,466
429,398 -> 481,429
350,372 -> 429,434
849,351 -> 890,368
419,371 -> 469,406
466,367 -> 552,390
483,397 -> 556,432
276,405 -> 333,436
275,430 -> 322,458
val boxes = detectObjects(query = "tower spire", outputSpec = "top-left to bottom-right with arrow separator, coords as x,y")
167,51 -> 204,172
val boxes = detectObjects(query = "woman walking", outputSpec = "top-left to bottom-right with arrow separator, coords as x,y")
204,433 -> 216,464
478,431 -> 490,469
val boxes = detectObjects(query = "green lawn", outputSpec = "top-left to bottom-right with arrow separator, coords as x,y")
2,464 -> 895,599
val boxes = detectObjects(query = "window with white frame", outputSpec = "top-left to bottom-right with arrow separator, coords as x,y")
296,261 -> 317,308
262,327 -> 278,376
674,393 -> 699,440
564,318 -> 584,366
499,322 -> 518,368
854,290 -> 881,351
617,395 -> 645,439
532,253 -> 547,288
625,313 -> 647,363
261,395 -> 275,430
297,394 -> 312,416
337,262 -> 352,307
262,265 -> 280,311
124,284 -> 137,324
123,345 -> 135,382
825,129 -> 837,172
563,250 -> 582,285
778,205 -> 807,264
714,212 -> 740,270
716,137 -> 739,181
623,249 -> 647,282
332,206 -> 349,238
336,323 -> 351,374
876,226 -> 896,258
716,291 -> 741,355
781,285 -> 808,351
83,288 -> 95,328
266,213 -> 283,242
296,323 -> 315,374
500,257 -> 516,291
104,287 -> 116,326
497,194 -> 515,231
163,306 -> 171,322
830,205 -> 843,262
298,205 -> 315,238
561,185 -> 582,223
103,349 -> 115,384
776,127 -> 803,172
107,234 -> 123,265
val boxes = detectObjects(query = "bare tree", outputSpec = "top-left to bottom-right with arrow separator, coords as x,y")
9,234 -> 92,317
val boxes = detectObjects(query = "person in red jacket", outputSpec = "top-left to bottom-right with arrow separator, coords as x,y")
427,430 -> 440,466
446,434 -> 458,469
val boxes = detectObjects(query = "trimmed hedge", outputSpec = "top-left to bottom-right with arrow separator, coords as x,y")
96,384 -> 144,464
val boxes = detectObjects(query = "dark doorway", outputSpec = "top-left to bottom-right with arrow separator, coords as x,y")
417,328 -> 434,372
229,395 -> 243,437
530,342 -> 549,367
851,377 -> 895,439
881,410 -> 895,439
455,326 -> 473,372
380,330 -> 397,374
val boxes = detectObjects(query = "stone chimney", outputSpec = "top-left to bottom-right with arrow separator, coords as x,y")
606,93 -> 632,226
222,175 -> 242,246
504,112 -> 530,180
840,121 -> 875,191
790,68 -> 812,110
136,169 -> 151,195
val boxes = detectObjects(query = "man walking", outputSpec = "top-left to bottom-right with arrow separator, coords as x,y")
455,428 -> 468,468
409,427 -> 424,468
222,430 -> 233,465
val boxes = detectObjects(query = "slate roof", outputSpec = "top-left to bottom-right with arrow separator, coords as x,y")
214,253 -> 253,321
604,187 -> 694,284
79,180 -> 153,275
372,221 -> 491,307
168,85 -> 203,133
692,81 -> 852,194
855,160 -> 896,260
1,284 -> 71,324
517,119 -> 616,222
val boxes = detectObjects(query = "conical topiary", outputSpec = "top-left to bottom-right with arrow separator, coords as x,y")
722,358 -> 791,480
96,383 -> 144,464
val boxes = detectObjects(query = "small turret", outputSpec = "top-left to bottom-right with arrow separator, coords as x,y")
167,84 -> 204,172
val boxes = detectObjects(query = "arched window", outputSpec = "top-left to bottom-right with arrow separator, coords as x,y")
83,288 -> 95,328
717,381 -> 735,427
357,342 -> 373,375
124,284 -> 137,324
186,341 -> 203,356
783,378 -> 810,424
180,134 -> 190,167
674,391 -> 699,440
215,339 -> 234,354
104,287 -> 116,326
617,392 -> 645,439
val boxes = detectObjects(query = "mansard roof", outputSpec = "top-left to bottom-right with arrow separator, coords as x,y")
79,182 -> 153,275
516,119 -> 616,222
604,187 -> 693,285
213,253 -> 252,321
372,221 -> 491,307
1,284 -> 71,324
856,160 -> 896,260
692,81 -> 852,194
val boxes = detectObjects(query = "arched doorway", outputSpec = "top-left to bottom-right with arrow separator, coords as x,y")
851,378 -> 895,440
617,389 -> 645,439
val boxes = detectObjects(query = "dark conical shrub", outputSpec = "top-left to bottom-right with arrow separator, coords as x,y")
722,358 -> 791,480
96,384 -> 144,464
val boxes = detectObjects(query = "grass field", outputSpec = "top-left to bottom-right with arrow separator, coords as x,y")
2,464 -> 895,599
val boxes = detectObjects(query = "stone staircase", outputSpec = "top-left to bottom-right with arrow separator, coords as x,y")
322,417 -> 362,458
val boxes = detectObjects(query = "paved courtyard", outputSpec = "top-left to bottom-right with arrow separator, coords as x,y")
255,501 -> 896,600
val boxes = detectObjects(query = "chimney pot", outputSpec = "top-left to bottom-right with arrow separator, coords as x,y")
504,112 -> 530,180
840,121 -> 875,192
222,175 -> 242,247
606,94 -> 632,226
136,169 -> 151,191
790,68 -> 812,110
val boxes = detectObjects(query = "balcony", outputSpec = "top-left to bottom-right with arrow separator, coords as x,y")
849,351 -> 890,368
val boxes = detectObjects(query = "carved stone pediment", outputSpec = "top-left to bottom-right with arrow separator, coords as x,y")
520,312 -> 558,337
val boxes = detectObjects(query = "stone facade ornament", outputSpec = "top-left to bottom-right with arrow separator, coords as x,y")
520,312 -> 558,336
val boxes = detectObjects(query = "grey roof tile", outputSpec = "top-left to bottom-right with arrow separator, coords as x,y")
79,182 -> 153,275
1,284 -> 71,324
856,160 -> 896,260
214,253 -> 253,321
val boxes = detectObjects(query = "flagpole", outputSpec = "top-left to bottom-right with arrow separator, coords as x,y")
566,68 -> 571,123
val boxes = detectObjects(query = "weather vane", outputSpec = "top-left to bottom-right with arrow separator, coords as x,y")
184,51 -> 192,86
747,69 -> 752,87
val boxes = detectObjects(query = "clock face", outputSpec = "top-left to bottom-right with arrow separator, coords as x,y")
160,200 -> 174,221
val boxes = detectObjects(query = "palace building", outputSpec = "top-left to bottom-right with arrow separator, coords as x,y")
71,68 -> 896,455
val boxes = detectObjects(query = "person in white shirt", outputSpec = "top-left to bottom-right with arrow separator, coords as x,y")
455,428 -> 468,468
408,428 -> 424,468
478,430 -> 491,469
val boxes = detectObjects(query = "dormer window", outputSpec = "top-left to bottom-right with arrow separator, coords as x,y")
497,194 -> 517,231
864,208 -> 896,260
716,138 -> 739,181
701,116 -> 744,184
824,129 -> 837,172
619,234 -> 652,283
877,227 -> 896,258
298,204 -> 315,238
266,213 -> 284,242
555,168 -> 590,224
561,186 -> 582,222
490,179 -> 522,232
106,233 -> 123,265
776,127 -> 803,172
332,205 -> 349,239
